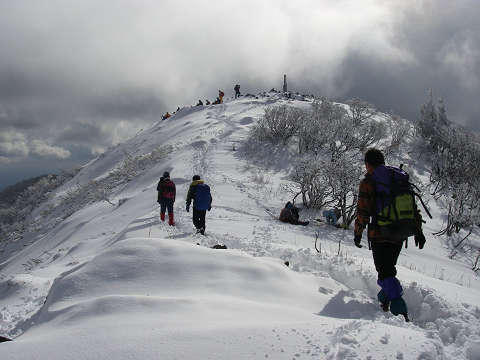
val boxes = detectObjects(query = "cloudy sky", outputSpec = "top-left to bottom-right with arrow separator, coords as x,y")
0,0 -> 479,189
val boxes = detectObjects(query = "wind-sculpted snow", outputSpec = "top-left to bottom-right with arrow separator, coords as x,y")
1,93 -> 479,359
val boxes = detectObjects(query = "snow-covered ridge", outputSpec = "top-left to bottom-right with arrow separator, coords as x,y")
1,92 -> 479,359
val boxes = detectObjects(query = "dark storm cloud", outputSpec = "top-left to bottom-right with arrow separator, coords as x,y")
334,0 -> 475,128
0,0 -> 479,189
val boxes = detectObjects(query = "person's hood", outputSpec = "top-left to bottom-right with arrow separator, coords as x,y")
191,180 -> 204,186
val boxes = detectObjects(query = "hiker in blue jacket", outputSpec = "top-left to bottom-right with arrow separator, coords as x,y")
186,175 -> 212,235
322,208 -> 341,226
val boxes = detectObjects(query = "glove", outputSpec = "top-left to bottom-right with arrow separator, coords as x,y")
414,232 -> 426,249
208,206 -> 211,211
354,235 -> 363,248
186,205 -> 190,212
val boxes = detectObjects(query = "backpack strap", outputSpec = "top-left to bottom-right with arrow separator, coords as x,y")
390,169 -> 400,222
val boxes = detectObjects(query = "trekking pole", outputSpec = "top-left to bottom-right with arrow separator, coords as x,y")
414,192 -> 433,219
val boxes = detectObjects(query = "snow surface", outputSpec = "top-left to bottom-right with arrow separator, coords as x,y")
1,93 -> 479,359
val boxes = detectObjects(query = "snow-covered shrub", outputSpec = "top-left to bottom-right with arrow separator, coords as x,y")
352,120 -> 387,153
250,105 -> 304,145
307,98 -> 385,158
299,98 -> 348,156
250,96 -> 387,226
416,92 -> 450,152
345,98 -> 377,127
384,114 -> 412,156
290,152 -> 362,228
415,94 -> 480,270
290,157 -> 332,209
319,152 -> 363,228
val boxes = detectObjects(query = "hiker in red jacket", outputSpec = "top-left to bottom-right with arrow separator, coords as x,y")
157,171 -> 176,225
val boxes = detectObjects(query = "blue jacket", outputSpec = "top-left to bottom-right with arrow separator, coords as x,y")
186,180 -> 212,210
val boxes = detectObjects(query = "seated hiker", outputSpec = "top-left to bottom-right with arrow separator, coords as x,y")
205,99 -> 211,105
323,208 -> 341,226
279,202 -> 309,226
162,112 -> 171,120
196,99 -> 203,106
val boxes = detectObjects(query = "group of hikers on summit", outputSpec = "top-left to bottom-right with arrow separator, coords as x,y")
162,85 -> 243,120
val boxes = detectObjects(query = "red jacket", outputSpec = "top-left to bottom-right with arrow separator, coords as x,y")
158,179 -> 176,201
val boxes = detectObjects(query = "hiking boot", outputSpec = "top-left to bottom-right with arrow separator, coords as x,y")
160,212 -> 165,222
377,289 -> 390,312
200,227 -> 205,235
390,297 -> 409,321
168,213 -> 175,226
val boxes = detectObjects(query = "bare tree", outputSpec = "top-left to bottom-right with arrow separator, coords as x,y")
346,98 -> 377,127
322,153 -> 363,228
290,157 -> 333,209
251,105 -> 303,145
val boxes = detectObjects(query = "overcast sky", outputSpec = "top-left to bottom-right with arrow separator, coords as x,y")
1,0 -> 479,189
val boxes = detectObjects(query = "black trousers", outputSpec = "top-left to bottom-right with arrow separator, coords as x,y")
193,208 -> 207,230
160,198 -> 174,214
371,242 -> 403,280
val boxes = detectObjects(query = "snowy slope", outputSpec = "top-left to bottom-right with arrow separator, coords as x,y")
1,93 -> 479,359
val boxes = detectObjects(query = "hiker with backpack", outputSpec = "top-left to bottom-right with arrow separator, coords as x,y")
279,202 -> 309,226
186,175 -> 212,235
354,148 -> 428,321
157,171 -> 176,226
234,84 -> 241,99
218,90 -> 224,104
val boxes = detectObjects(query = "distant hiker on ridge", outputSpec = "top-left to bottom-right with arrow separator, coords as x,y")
354,148 -> 427,322
186,175 -> 212,235
234,84 -> 241,99
279,202 -> 309,226
196,100 -> 203,106
162,112 -> 171,120
218,90 -> 224,104
157,171 -> 176,226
